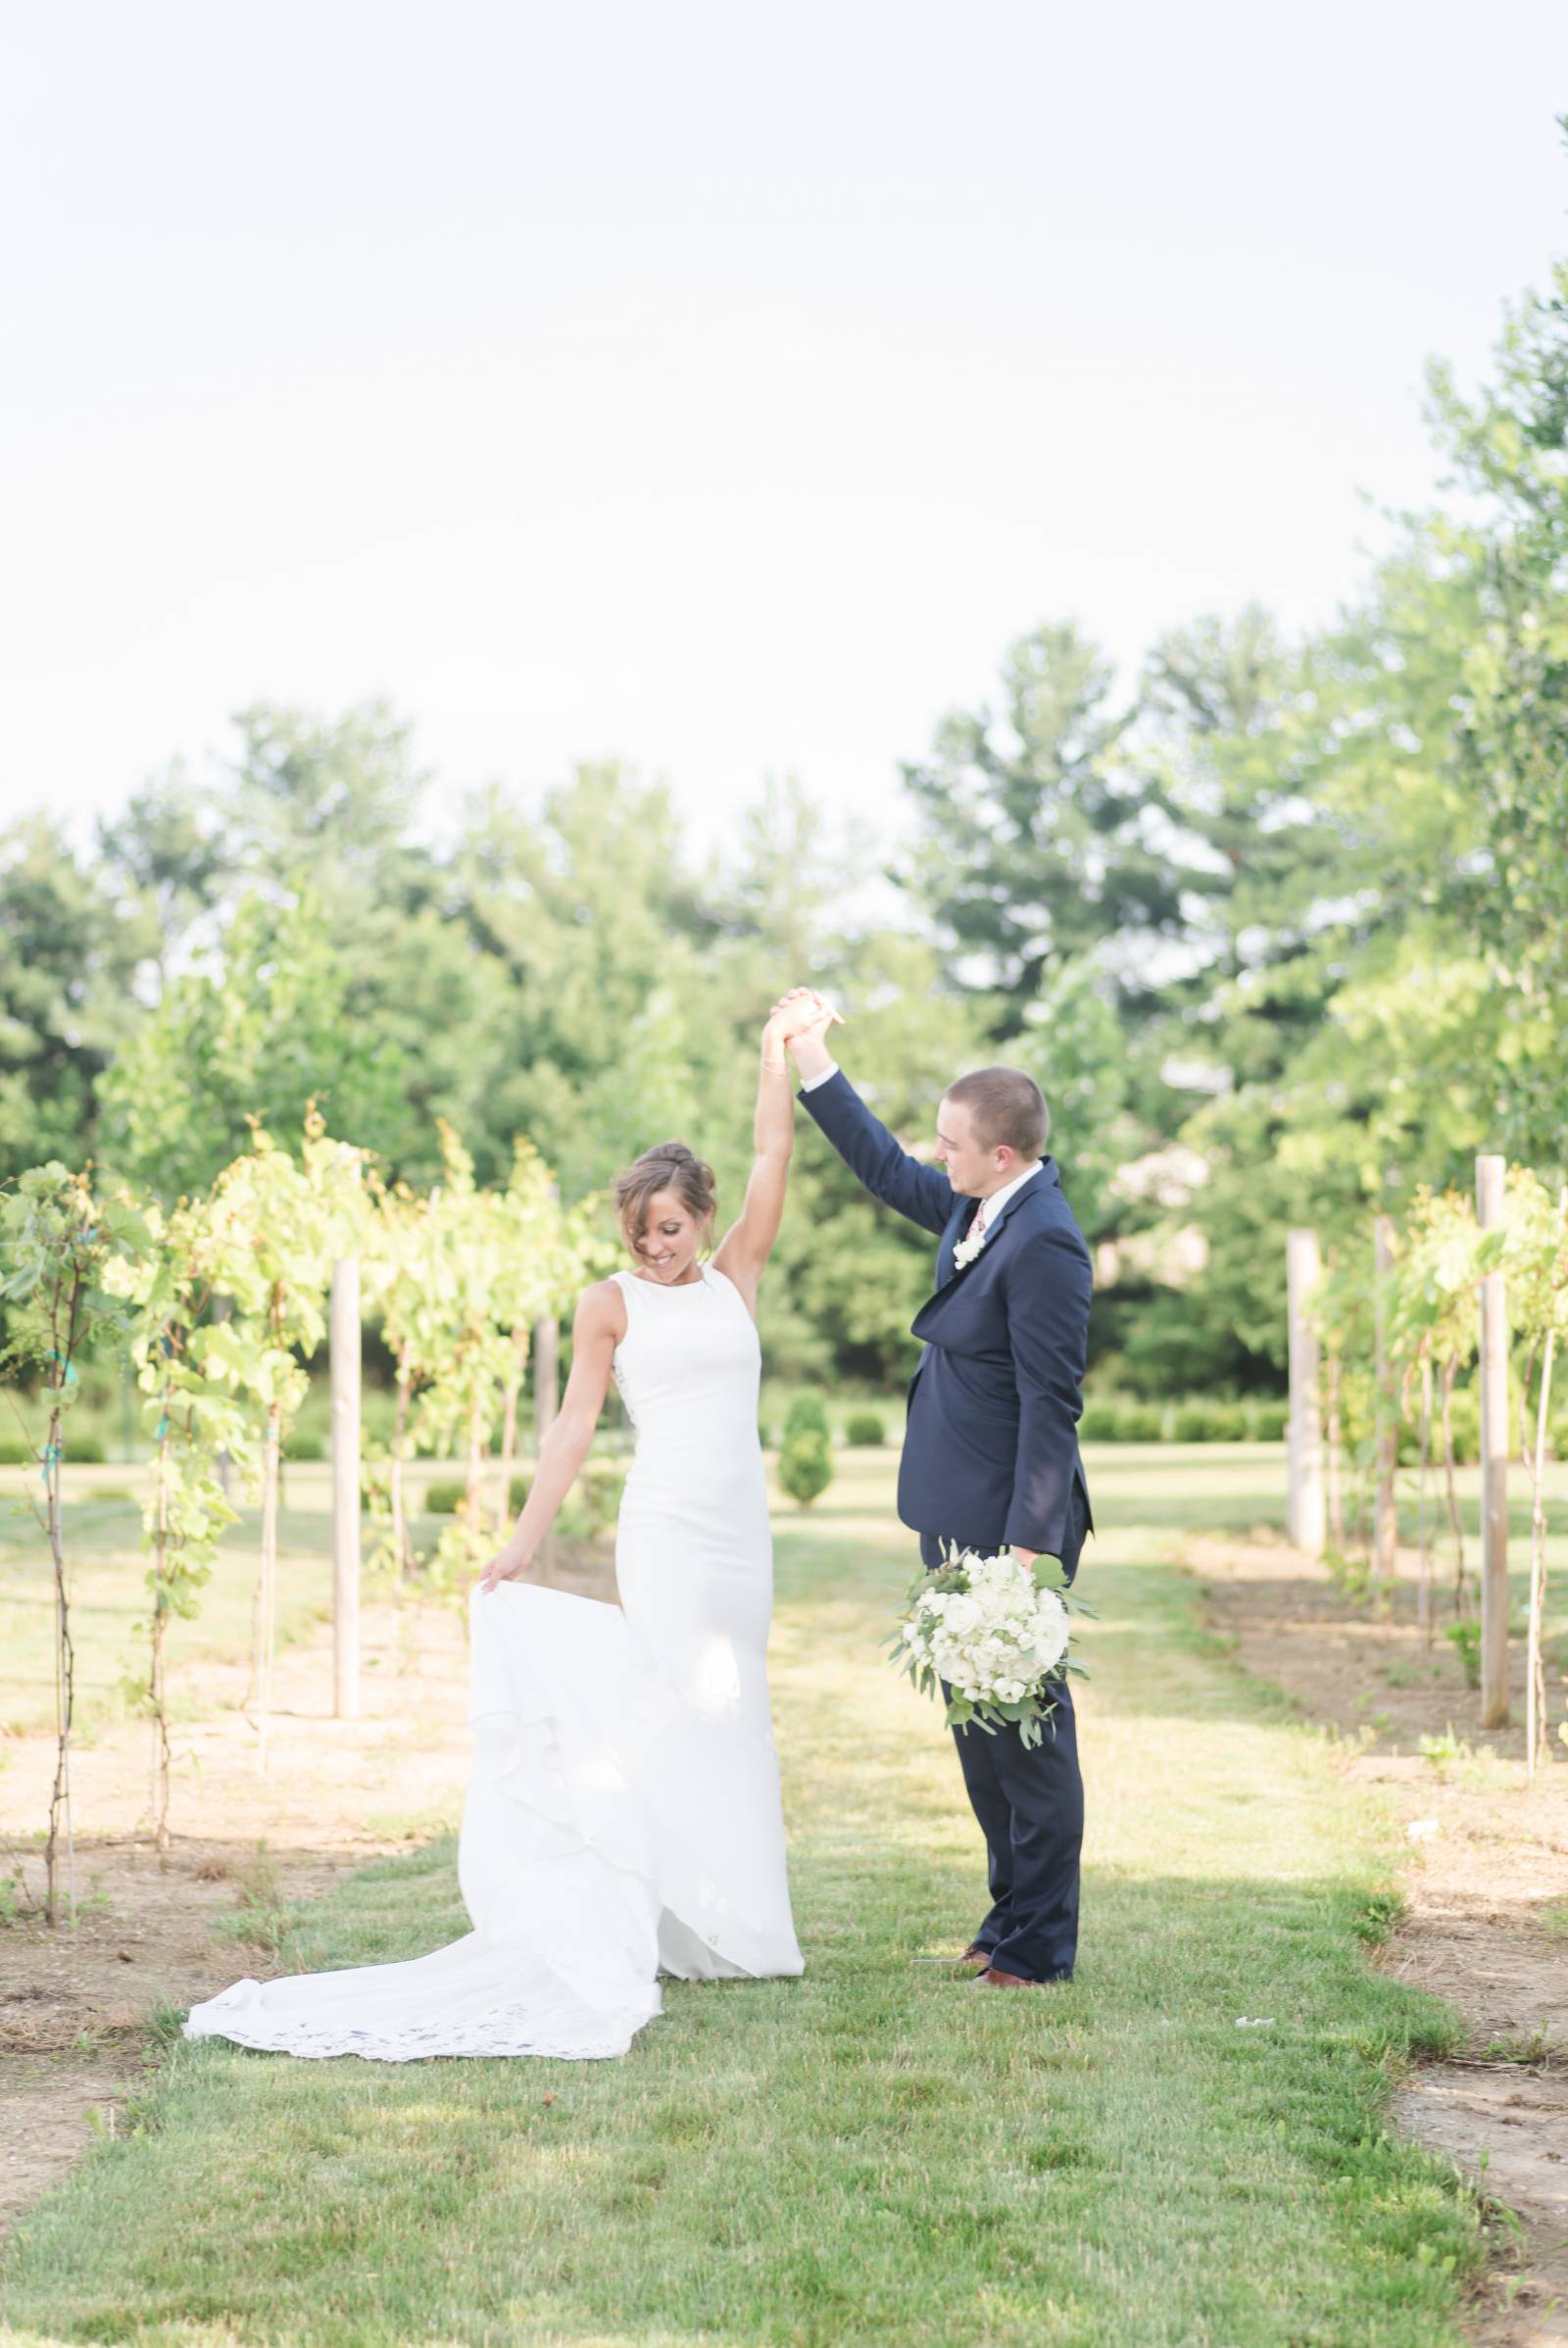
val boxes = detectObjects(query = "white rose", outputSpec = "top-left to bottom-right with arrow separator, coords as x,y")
1030,1590 -> 1071,1675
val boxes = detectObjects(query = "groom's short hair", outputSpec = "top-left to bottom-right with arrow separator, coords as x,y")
944,1067 -> 1050,1159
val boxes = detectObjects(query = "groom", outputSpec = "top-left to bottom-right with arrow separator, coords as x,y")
778,998 -> 1094,1986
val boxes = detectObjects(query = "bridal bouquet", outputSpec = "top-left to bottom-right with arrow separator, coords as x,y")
888,1544 -> 1091,1748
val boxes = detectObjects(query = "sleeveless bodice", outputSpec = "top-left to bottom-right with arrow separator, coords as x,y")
611,1263 -> 761,1443
612,1265 -> 769,1537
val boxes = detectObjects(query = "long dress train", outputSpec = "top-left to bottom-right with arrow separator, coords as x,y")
182,1262 -> 803,2061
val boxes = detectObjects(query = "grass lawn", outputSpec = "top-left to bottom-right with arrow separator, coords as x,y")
0,1449 -> 1487,2347
0,1475 -> 336,1741
0,1460 -> 499,1740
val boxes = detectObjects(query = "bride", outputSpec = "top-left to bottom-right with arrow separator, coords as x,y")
183,990 -> 837,2062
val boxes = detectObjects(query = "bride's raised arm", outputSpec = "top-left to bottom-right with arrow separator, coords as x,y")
715,988 -> 840,1315
477,1280 -> 622,1592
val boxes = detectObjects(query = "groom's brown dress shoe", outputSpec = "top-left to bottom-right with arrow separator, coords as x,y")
959,1941 -> 993,1971
973,1965 -> 1036,1988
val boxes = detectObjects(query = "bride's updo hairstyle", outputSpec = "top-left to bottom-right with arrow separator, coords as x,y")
612,1141 -> 718,1259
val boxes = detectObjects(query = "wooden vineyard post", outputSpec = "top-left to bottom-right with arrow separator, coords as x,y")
1475,1153 -> 1510,1730
1372,1216 -> 1398,1603
1286,1229 -> 1325,1556
331,1247 -> 362,1720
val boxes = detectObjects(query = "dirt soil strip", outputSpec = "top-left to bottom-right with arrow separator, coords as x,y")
1197,1533 -> 1568,2347
0,1547 -> 614,2238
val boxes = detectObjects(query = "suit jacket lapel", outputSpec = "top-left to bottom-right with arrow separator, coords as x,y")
977,1162 -> 1053,1247
937,1195 -> 980,1284
927,1165 -> 1052,1303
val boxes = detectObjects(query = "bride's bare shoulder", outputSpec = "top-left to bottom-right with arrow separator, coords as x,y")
576,1276 -> 628,1341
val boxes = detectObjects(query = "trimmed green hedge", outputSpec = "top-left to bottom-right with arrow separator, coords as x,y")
1077,1398 -> 1290,1444
424,1475 -> 532,1518
0,1428 -> 106,1464
422,1460 -> 626,1541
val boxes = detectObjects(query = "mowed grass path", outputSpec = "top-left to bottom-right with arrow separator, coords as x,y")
0,1455 -> 1482,2347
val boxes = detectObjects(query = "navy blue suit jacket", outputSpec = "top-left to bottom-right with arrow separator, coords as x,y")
801,1069 -> 1094,1562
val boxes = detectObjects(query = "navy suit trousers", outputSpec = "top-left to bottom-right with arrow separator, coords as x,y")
921,1483 -> 1089,1982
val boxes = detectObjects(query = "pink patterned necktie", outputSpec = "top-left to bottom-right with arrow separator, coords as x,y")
972,1199 -> 989,1241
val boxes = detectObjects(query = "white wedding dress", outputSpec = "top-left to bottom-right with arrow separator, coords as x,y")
184,1262 -> 804,2062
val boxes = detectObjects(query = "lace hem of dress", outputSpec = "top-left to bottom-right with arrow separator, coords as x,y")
183,1981 -> 660,2064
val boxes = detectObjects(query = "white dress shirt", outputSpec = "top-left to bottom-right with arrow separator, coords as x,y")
972,1159 -> 1045,1231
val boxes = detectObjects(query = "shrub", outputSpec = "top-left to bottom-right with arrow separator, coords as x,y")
1243,1399 -> 1289,1443
779,1427 -> 833,1508
0,1426 -> 111,1464
1324,1549 -> 1374,1605
1171,1401 -> 1249,1443
1080,1394 -> 1289,1444
784,1393 -> 830,1442
1077,1400 -> 1166,1443
423,1474 -> 531,1518
844,1409 -> 886,1446
560,1459 -> 624,1541
283,1432 -> 325,1462
420,1463 -> 625,1544
1115,1402 -> 1167,1443
1076,1402 -> 1121,1443
1445,1619 -> 1481,1690
1350,1383 -> 1480,1466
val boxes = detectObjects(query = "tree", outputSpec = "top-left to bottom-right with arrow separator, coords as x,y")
1430,236 -> 1568,1168
900,621 -> 1182,1037
0,1166 -> 145,1920
97,891 -> 410,1200
452,764 -> 727,1196
114,1190 -> 247,1847
95,768 -> 228,990
410,1124 -> 515,1530
221,700 -> 429,887
1392,1188 -> 1483,1621
200,1114 -> 354,1762
779,1394 -> 833,1508
1111,542 -> 1501,1397
0,820 -> 149,1188
1497,1169 -> 1568,1776
363,1179 -> 441,1576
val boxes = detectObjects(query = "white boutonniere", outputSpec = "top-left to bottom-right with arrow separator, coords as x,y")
952,1223 -> 985,1271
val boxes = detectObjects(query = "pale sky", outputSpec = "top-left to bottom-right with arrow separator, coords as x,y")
3,1 -> 1565,859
